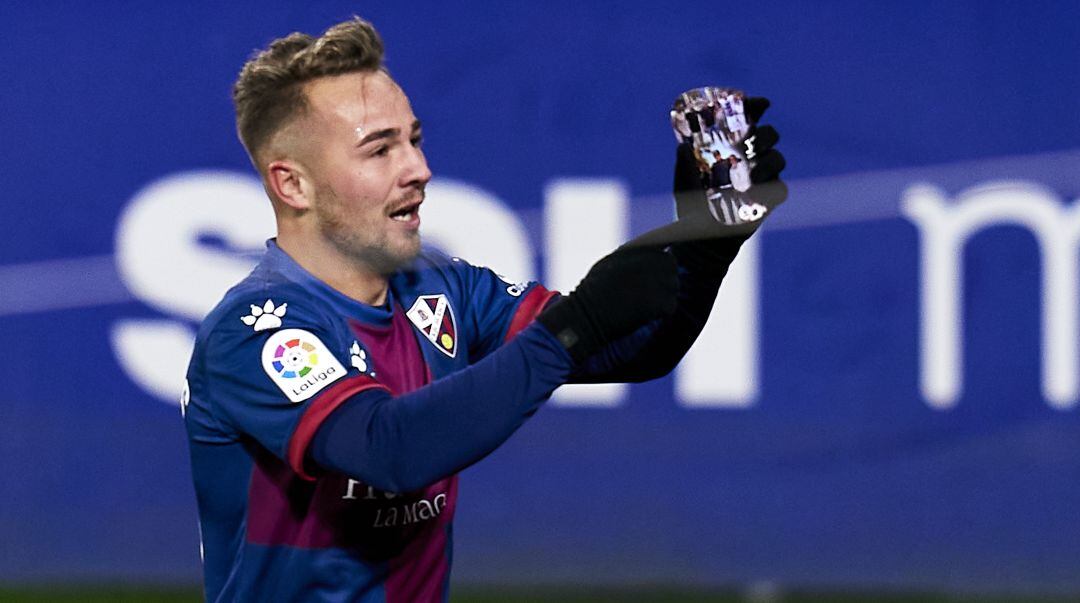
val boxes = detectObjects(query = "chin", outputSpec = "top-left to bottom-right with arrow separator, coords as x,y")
358,238 -> 422,275
392,234 -> 422,264
392,243 -> 422,270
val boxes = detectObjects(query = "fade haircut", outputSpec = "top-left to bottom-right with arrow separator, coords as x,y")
232,17 -> 385,167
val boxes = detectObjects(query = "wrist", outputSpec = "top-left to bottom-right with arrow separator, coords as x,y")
535,296 -> 602,365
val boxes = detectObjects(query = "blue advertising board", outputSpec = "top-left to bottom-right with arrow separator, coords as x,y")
2,1 -> 1079,592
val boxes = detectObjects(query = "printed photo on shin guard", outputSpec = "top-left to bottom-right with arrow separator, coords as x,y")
670,87 -> 766,225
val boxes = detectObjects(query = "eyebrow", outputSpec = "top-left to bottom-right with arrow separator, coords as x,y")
355,120 -> 423,147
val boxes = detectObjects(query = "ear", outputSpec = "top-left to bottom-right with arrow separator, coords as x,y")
266,160 -> 314,211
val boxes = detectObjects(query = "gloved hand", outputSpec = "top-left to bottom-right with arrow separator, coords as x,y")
537,246 -> 679,363
624,96 -> 786,274
673,96 -> 787,228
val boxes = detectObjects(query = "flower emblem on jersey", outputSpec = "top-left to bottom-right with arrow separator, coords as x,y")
738,203 -> 767,222
350,341 -> 375,376
406,294 -> 458,358
261,329 -> 346,403
241,299 -> 287,332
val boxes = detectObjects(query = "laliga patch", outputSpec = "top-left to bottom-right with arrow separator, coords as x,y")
406,294 -> 458,358
261,329 -> 346,403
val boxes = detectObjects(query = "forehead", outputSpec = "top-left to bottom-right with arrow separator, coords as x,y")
303,70 -> 414,132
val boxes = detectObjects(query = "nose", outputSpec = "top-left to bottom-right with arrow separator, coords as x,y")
400,145 -> 432,189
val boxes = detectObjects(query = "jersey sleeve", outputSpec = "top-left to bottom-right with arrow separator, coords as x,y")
310,322 -> 573,493
197,294 -> 388,478
450,258 -> 559,361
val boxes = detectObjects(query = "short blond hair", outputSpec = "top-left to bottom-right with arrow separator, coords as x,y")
232,17 -> 385,165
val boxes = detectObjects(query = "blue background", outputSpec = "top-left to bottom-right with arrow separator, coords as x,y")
2,1 -> 1079,593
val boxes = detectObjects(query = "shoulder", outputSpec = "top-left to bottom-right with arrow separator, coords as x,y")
394,247 -> 530,298
398,246 -> 464,276
189,276 -> 365,405
201,280 -> 336,341
390,246 -> 471,293
194,272 -> 347,368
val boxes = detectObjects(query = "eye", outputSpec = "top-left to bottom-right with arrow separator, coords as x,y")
371,145 -> 390,157
410,136 -> 423,148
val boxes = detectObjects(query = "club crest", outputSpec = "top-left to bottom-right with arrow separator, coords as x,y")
406,294 -> 458,358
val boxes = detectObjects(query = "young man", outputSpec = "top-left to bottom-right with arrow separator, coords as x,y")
183,17 -> 784,603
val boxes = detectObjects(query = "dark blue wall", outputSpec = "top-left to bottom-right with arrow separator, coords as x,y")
2,1 -> 1079,592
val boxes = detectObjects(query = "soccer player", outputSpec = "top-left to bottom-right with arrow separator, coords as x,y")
182,17 -> 784,603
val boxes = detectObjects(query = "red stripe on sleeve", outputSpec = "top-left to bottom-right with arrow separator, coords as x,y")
504,285 -> 560,343
286,374 -> 390,481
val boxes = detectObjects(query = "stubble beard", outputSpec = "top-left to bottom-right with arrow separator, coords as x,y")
314,190 -> 422,275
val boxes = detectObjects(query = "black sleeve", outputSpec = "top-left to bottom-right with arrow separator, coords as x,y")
569,229 -> 747,383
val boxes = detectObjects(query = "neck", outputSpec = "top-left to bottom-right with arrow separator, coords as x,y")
276,233 -> 390,307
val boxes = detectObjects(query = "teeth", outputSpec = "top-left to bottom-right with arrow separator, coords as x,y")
389,200 -> 421,223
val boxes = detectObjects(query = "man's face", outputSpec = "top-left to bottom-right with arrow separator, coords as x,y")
299,70 -> 431,273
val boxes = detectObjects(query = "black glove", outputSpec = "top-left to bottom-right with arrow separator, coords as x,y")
644,96 -> 788,272
673,96 -> 787,231
537,246 -> 679,364
609,98 -> 790,283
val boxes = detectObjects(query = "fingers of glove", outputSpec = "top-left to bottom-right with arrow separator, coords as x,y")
742,124 -> 779,160
744,97 -> 771,124
673,142 -> 703,193
745,179 -> 789,210
749,149 -> 786,184
673,142 -> 708,220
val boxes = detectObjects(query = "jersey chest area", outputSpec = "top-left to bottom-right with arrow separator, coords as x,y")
347,289 -> 472,394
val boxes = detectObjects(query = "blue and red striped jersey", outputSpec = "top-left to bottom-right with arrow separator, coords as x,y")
182,240 -> 555,602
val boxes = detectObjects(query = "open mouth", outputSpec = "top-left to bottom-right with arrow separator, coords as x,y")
389,201 -> 422,223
